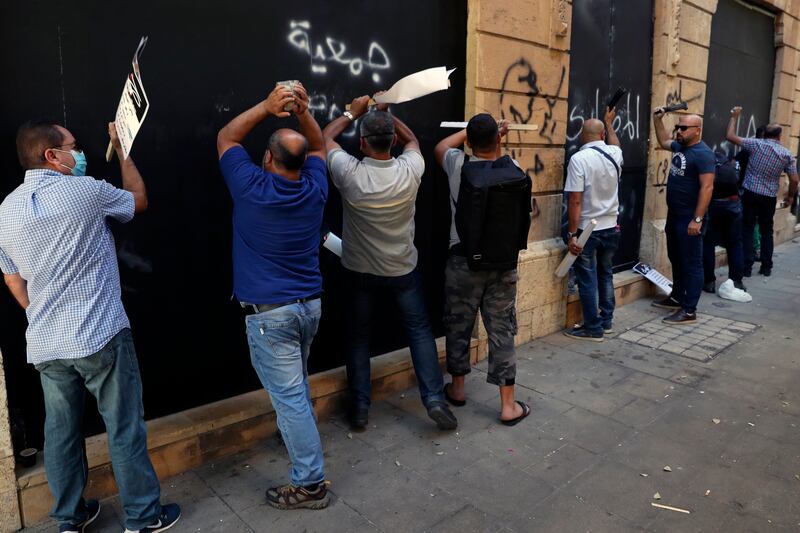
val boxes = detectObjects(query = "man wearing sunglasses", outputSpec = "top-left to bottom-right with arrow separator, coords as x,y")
322,94 -> 458,432
652,110 -> 715,324
0,121 -> 180,532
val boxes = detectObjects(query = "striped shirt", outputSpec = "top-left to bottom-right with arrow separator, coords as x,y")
740,138 -> 797,198
0,169 -> 135,365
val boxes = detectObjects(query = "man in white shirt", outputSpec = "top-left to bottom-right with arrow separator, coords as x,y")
563,108 -> 623,341
322,95 -> 458,432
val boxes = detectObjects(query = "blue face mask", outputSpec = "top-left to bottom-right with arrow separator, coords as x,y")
54,149 -> 87,176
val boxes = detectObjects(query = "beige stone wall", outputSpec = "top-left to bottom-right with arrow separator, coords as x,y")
0,350 -> 21,532
465,0 -> 572,347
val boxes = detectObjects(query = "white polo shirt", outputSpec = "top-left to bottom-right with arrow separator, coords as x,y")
563,141 -> 623,231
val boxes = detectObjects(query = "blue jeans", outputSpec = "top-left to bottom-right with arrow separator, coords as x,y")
245,299 -> 324,487
573,227 -> 621,334
703,199 -> 744,283
344,267 -> 445,409
35,328 -> 161,531
666,211 -> 705,314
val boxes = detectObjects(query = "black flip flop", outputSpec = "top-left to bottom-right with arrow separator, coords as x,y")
444,383 -> 466,407
500,401 -> 531,426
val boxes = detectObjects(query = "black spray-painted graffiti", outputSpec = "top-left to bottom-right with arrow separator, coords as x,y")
496,58 -> 565,219
497,59 -> 564,181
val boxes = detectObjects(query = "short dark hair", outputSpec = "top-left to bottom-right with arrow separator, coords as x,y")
466,113 -> 499,152
359,111 -> 395,152
755,125 -> 766,139
16,120 -> 64,170
764,123 -> 782,139
268,131 -> 308,171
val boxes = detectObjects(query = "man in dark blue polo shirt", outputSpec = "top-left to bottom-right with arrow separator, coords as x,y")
217,83 -> 330,510
652,109 -> 714,324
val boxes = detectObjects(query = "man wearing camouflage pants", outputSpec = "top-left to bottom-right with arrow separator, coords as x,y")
434,114 -> 530,426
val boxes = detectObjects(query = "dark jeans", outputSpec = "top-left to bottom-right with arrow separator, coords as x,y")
344,267 -> 445,408
35,329 -> 161,531
573,226 -> 621,334
703,199 -> 744,284
666,211 -> 704,314
742,189 -> 777,271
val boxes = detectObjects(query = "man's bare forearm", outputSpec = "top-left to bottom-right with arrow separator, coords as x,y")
322,116 -> 351,144
217,101 -> 271,155
117,156 -> 147,213
654,116 -> 671,149
4,273 -> 29,309
694,175 -> 714,218
567,192 -> 582,234
297,109 -> 325,155
392,115 -> 418,147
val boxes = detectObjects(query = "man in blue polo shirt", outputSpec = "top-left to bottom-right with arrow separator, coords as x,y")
217,82 -> 330,510
652,109 -> 714,324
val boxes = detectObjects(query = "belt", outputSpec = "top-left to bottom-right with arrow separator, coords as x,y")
715,195 -> 739,202
241,293 -> 322,315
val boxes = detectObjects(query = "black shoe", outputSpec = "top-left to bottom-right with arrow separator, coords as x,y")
662,310 -> 697,325
348,405 -> 368,430
733,280 -> 747,291
759,267 -> 772,277
651,295 -> 681,309
572,323 -> 613,334
702,281 -> 716,294
563,326 -> 604,342
59,500 -> 100,533
427,402 -> 458,430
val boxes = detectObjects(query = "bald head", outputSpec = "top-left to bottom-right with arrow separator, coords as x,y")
675,114 -> 703,146
579,118 -> 606,144
266,128 -> 308,171
680,114 -> 702,127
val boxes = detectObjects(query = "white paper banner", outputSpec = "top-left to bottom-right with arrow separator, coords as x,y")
374,66 -> 455,105
113,37 -> 150,159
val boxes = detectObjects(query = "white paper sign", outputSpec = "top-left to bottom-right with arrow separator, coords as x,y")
633,262 -> 673,295
113,37 -> 150,159
374,66 -> 455,105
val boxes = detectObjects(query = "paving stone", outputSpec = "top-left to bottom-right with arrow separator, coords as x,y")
423,504 -> 506,533
539,406 -> 635,454
436,457 -> 556,523
522,490 -> 639,533
523,442 -> 600,488
566,459 -> 667,524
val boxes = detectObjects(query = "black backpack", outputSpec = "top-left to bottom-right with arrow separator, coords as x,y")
455,155 -> 532,271
714,152 -> 739,188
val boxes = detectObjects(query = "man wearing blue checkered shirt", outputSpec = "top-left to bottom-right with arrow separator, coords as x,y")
0,121 -> 179,533
726,106 -> 799,277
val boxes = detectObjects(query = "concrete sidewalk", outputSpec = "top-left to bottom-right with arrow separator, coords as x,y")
26,240 -> 800,533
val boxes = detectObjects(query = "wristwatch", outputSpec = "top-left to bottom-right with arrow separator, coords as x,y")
343,111 -> 355,121
566,231 -> 577,240
694,216 -> 703,223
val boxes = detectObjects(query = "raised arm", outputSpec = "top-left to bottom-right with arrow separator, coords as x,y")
391,114 -> 419,152
726,106 -> 745,146
652,107 -> 673,150
604,107 -> 620,147
3,273 -> 29,309
216,85 -> 294,159
292,83 -> 325,159
435,129 -> 467,168
109,123 -> 148,213
322,95 -> 370,153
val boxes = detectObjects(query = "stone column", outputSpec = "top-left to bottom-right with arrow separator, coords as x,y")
0,350 -> 22,531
